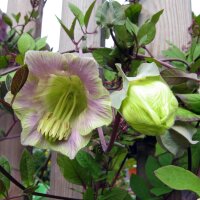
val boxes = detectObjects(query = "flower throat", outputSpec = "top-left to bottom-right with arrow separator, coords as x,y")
37,75 -> 87,142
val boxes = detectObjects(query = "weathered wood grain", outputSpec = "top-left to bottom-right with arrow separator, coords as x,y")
140,0 -> 192,56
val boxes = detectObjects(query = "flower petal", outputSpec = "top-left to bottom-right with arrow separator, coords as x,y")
25,51 -> 67,78
63,54 -> 105,98
73,95 -> 112,136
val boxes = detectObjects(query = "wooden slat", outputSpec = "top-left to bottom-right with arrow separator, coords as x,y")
59,0 -> 101,52
0,112 -> 23,198
7,0 -> 36,34
140,0 -> 192,56
50,0 -> 102,198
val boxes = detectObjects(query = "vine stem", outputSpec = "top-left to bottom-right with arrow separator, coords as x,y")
111,154 -> 128,187
0,165 -> 81,200
106,112 -> 121,152
97,127 -> 108,152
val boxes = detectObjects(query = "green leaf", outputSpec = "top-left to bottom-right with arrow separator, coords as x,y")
151,10 -> 164,24
76,150 -> 101,179
2,14 -> 12,27
11,65 -> 29,96
130,174 -> 151,199
12,12 -> 21,23
92,48 -> 113,67
17,33 -> 35,55
35,37 -> 47,50
100,188 -> 132,200
84,1 -> 96,28
150,187 -> 172,196
176,107 -> 200,122
158,153 -> 173,166
125,3 -> 142,24
137,22 -> 156,45
20,149 -> 35,187
68,3 -> 84,27
155,165 -> 200,196
56,16 -> 75,40
158,123 -> 198,156
177,94 -> 200,114
0,56 -> 8,69
57,154 -> 91,186
114,25 -> 133,48
0,156 -> 11,197
145,156 -> 165,187
5,74 -> 12,91
125,18 -> 139,36
160,68 -> 199,85
0,179 -> 7,197
83,187 -> 94,200
162,44 -> 186,69
103,69 -> 116,81
95,1 -> 125,27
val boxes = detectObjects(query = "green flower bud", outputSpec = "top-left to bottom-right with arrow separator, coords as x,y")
121,75 -> 178,136
111,62 -> 178,136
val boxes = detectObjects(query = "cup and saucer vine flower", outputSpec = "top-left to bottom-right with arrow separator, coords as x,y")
6,51 -> 112,159
111,62 -> 178,136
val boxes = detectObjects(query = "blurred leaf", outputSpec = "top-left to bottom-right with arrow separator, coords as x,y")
83,187 -> 94,200
163,44 -> 185,60
171,124 -> 198,145
76,150 -> 101,179
2,14 -> 12,27
0,56 -> 8,69
159,123 -> 198,156
20,149 -> 36,187
33,183 -> 49,200
15,54 -> 24,66
92,48 -> 113,67
191,130 -> 200,173
137,10 -> 163,46
137,22 -> 156,45
35,37 -> 47,50
103,69 -> 116,81
84,0 -> 96,28
17,33 -> 35,55
57,154 -> 91,186
177,94 -> 200,114
125,18 -> 138,36
150,187 -> 172,196
130,174 -> 151,199
125,3 -> 142,24
0,179 -> 6,197
11,65 -> 29,96
0,156 -> 11,197
158,153 -> 173,166
69,3 -> 84,27
114,25 -> 133,48
155,165 -> 200,196
5,74 -> 12,91
96,1 -> 125,27
56,16 -> 75,40
162,44 -> 186,69
145,156 -> 165,187
161,68 -> 199,85
12,12 -> 21,24
151,10 -> 164,24
99,188 -> 132,200
176,107 -> 200,122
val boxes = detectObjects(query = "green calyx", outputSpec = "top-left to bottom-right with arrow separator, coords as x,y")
37,75 -> 87,142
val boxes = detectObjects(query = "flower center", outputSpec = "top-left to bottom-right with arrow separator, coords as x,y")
37,75 -> 87,142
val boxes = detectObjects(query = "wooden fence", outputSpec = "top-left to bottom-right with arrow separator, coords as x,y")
0,0 -> 192,199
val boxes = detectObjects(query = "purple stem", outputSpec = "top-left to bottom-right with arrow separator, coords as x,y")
97,127 -> 108,152
106,112 -> 121,152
